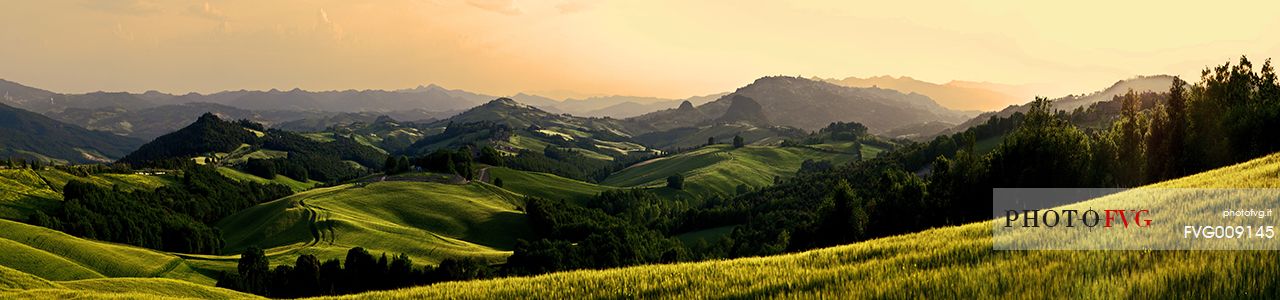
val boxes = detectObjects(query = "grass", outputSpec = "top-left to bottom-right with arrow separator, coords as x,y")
0,219 -> 218,285
0,264 -> 258,299
320,151 -> 1280,299
214,180 -> 535,271
216,166 -> 320,192
603,144 -> 860,197
487,167 -> 613,205
0,168 -> 177,220
806,142 -> 887,159
222,149 -> 290,165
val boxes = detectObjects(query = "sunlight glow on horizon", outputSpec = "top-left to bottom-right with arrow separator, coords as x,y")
0,0 -> 1277,106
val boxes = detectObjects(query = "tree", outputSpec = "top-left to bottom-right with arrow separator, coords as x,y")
666,174 -> 685,190
988,97 -> 1092,188
292,254 -> 321,297
493,177 -> 504,187
383,155 -> 400,174
707,136 -> 716,146
237,246 -> 271,295
818,179 -> 867,244
396,156 -> 411,173
478,145 -> 504,166
1165,76 -> 1188,178
246,158 -> 277,179
732,135 -> 745,148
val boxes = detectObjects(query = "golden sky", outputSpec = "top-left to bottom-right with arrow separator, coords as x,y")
1,0 -> 1277,103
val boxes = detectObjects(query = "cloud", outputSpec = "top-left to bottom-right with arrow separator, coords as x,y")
113,22 -> 136,41
81,0 -> 160,15
556,1 -> 592,14
466,0 -> 521,16
188,2 -> 226,20
316,8 -> 346,41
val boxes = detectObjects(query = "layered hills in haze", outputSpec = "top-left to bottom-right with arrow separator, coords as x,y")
629,76 -> 973,135
0,103 -> 143,163
936,75 -> 1177,137
824,75 -> 1024,111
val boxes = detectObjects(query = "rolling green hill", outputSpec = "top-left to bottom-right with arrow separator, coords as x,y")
0,219 -> 217,285
406,98 -> 652,162
602,144 -> 862,196
486,167 -> 613,204
330,151 -> 1280,299
0,264 -> 257,299
216,167 -> 319,192
0,168 -> 178,220
216,180 -> 534,268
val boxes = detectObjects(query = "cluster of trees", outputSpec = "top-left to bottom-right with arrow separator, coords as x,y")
29,166 -> 292,253
415,148 -> 477,180
819,121 -> 868,141
218,246 -> 492,298
781,122 -> 872,157
505,191 -> 687,275
382,155 -> 413,175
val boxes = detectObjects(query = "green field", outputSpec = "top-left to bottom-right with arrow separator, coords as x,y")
602,144 -> 861,196
0,219 -> 218,285
487,167 -> 613,204
327,151 -> 1280,299
0,168 -> 178,220
0,264 -> 257,299
215,180 -> 534,269
216,166 -> 320,192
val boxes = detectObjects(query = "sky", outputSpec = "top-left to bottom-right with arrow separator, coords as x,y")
1,0 -> 1277,103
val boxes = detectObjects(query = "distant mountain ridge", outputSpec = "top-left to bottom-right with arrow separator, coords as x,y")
824,75 -> 1020,112
629,76 -> 973,135
937,75 -> 1177,137
0,103 -> 143,163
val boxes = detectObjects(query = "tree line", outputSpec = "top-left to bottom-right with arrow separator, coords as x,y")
217,246 -> 492,298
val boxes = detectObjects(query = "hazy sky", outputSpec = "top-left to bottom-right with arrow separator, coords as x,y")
1,1 -> 1277,102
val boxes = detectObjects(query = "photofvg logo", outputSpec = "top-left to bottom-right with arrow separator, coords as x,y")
992,188 -> 1280,250
1004,209 -> 1151,229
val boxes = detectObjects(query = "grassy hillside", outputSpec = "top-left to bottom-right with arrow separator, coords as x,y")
0,219 -> 217,285
0,168 -> 177,220
603,144 -> 861,196
216,166 -> 320,192
487,167 -> 613,204
331,152 -> 1280,299
216,180 -> 534,268
0,265 -> 257,299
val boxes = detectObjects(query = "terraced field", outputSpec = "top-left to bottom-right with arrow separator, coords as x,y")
603,144 -> 861,196
327,152 -> 1280,299
216,180 -> 534,268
